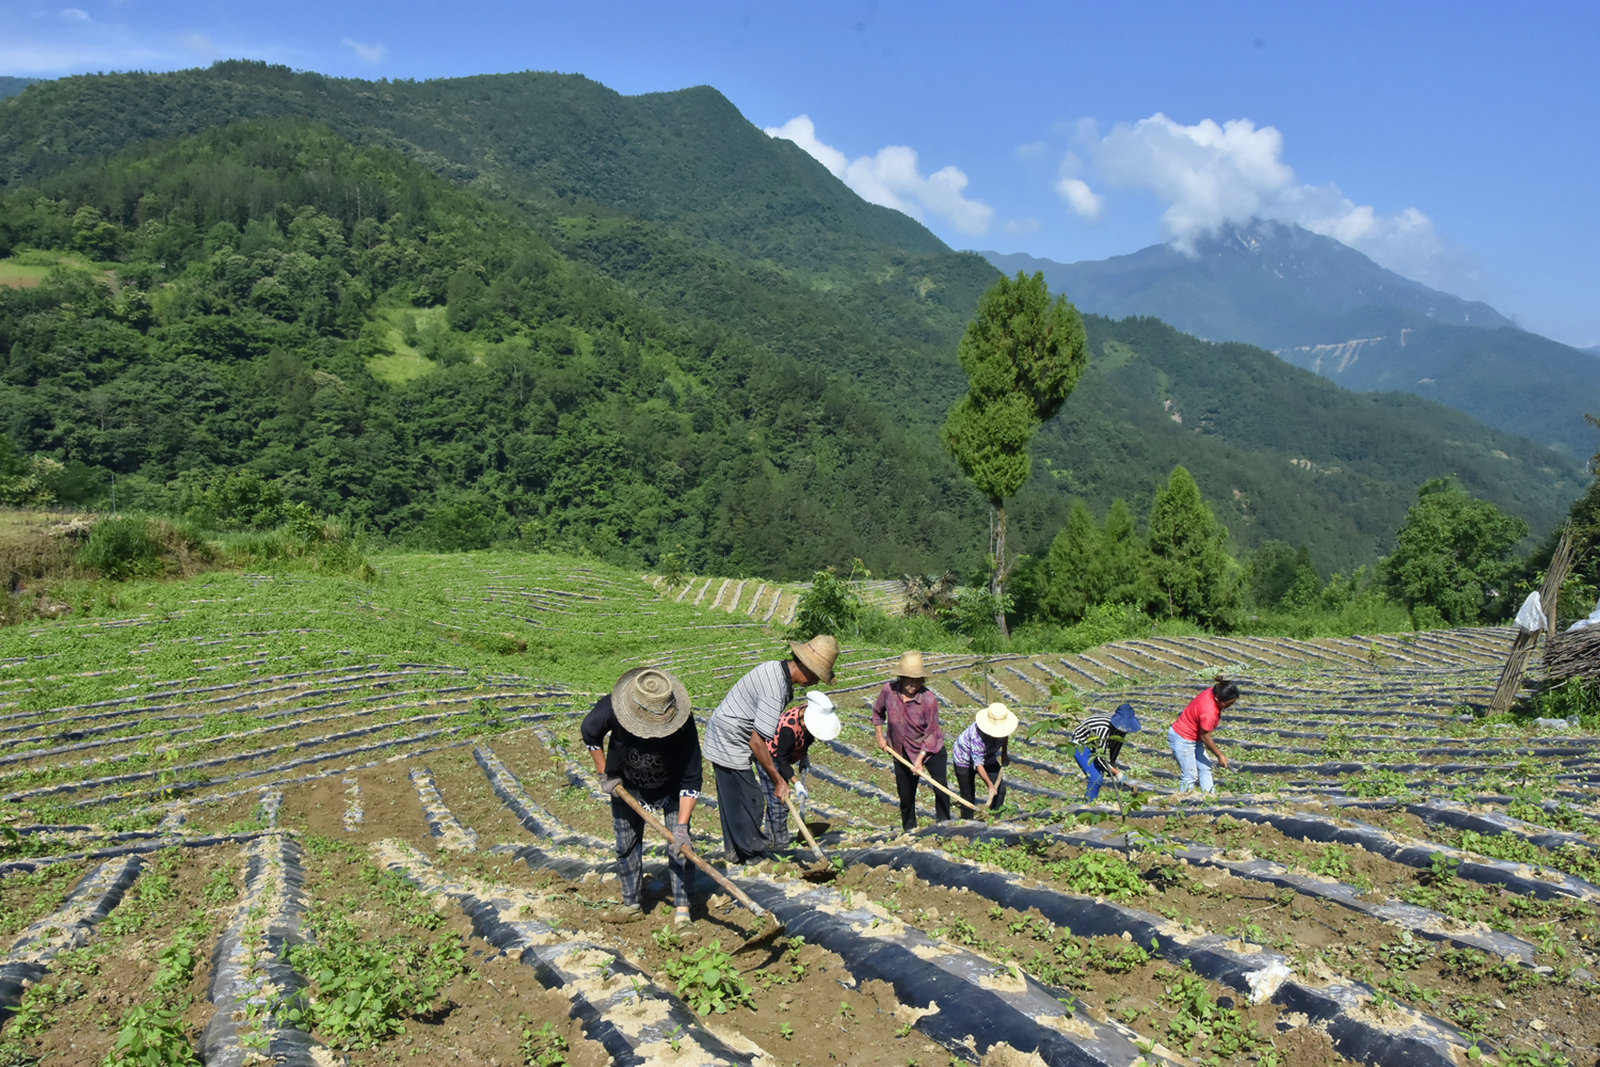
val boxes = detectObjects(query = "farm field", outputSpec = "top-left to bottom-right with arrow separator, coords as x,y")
0,550 -> 1595,1067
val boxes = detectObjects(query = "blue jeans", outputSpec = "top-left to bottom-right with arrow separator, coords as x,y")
1167,726 -> 1214,793
1073,747 -> 1105,800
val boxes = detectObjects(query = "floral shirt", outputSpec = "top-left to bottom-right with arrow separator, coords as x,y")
872,680 -> 944,760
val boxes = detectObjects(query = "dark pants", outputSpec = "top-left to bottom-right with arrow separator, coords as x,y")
756,769 -> 793,848
713,762 -> 771,863
610,792 -> 690,906
892,748 -> 950,831
954,763 -> 1006,813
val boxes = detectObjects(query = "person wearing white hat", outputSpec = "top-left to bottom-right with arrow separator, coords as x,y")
756,690 -> 840,847
952,703 -> 1017,812
704,635 -> 841,863
872,650 -> 950,830
582,667 -> 701,924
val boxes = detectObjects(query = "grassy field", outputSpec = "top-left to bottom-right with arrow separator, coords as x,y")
0,250 -> 104,289
0,547 -> 1595,1066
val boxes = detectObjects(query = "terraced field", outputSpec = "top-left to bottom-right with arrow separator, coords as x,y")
0,552 -> 1595,1066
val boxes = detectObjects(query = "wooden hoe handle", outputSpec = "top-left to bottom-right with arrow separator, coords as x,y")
611,784 -> 773,921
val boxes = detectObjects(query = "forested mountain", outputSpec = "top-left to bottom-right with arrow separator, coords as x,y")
0,77 -> 36,101
0,65 -> 1586,579
984,222 -> 1600,459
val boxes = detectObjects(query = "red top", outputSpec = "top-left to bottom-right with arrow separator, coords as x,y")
1171,688 -> 1222,742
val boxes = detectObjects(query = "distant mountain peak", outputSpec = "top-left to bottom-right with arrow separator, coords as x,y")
981,220 -> 1597,457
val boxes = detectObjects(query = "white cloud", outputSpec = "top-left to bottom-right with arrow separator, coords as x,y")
766,115 -> 994,237
764,116 -> 849,176
341,37 -> 386,63
60,9 -> 91,21
1077,112 -> 1459,287
1055,177 -> 1104,222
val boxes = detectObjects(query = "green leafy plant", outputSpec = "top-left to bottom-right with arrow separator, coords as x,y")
1058,849 -> 1149,900
659,941 -> 754,1016
1160,970 -> 1262,1062
283,910 -> 465,1049
99,1005 -> 200,1066
517,1017 -> 569,1067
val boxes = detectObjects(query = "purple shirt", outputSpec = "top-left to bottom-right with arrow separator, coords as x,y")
872,680 -> 944,760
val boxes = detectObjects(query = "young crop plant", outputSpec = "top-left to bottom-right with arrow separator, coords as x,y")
1159,969 -> 1263,1063
99,1004 -> 200,1066
517,1017 -> 569,1067
283,909 -> 466,1050
660,940 -> 755,1016
1345,766 -> 1416,800
1057,849 -> 1150,901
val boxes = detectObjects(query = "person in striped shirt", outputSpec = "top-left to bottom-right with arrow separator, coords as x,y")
951,702 -> 1017,812
703,635 -> 839,864
1071,703 -> 1141,799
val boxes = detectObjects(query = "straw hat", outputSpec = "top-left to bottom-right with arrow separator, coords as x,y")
895,650 -> 925,679
790,634 -> 839,683
1110,702 -> 1142,734
803,690 -> 841,741
974,702 -> 1019,738
610,667 -> 692,739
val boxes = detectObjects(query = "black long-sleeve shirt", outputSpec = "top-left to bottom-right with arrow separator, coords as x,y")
581,695 -> 704,803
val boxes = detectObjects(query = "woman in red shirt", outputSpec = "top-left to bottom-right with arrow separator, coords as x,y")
1167,676 -> 1239,793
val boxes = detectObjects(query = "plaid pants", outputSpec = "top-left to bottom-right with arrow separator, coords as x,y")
756,769 -> 793,848
610,794 -> 691,907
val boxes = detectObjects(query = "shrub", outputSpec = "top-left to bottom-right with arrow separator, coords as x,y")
79,516 -> 162,580
789,569 -> 863,640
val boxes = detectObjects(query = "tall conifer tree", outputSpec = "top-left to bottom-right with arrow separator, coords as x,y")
942,272 -> 1087,634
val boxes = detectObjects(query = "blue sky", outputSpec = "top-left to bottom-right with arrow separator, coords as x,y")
3,0 -> 1598,348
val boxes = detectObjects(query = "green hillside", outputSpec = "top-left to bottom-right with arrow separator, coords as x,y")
0,66 -> 1587,578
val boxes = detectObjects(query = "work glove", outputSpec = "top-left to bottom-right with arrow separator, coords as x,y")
793,779 -> 810,804
598,775 -> 623,796
670,822 -> 691,860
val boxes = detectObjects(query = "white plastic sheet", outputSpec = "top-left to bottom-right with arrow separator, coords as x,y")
1514,591 -> 1548,633
1568,595 -> 1600,632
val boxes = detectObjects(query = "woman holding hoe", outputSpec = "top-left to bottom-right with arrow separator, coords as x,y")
1167,676 -> 1239,793
583,667 -> 700,925
873,651 -> 949,831
952,702 -> 1016,812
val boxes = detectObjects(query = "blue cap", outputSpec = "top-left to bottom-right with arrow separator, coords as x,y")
1110,703 -> 1141,733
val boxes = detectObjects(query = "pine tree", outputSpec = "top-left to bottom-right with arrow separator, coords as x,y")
1147,466 -> 1239,629
942,271 -> 1087,635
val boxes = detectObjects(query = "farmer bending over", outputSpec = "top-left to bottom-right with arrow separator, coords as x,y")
1167,676 -> 1239,793
758,690 -> 840,847
704,635 -> 840,864
583,667 -> 701,925
952,702 -> 1016,813
1071,702 -> 1141,800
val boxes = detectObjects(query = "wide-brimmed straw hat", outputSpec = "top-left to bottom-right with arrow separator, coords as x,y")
611,667 -> 692,739
895,650 -> 925,679
803,690 -> 841,741
1110,702 -> 1142,734
975,702 -> 1019,738
790,635 -> 839,683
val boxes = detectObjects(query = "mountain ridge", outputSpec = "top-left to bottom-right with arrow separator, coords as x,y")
0,66 -> 1586,576
981,221 -> 1599,457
